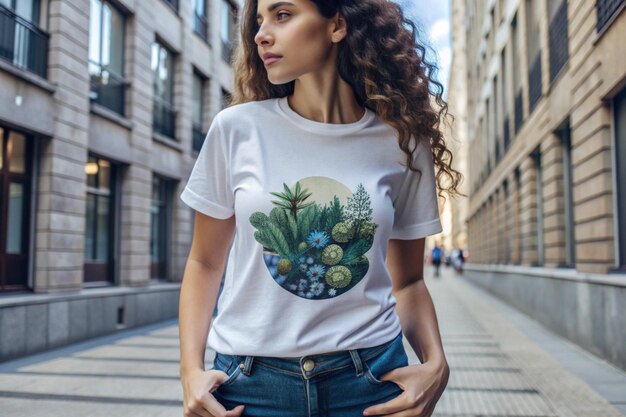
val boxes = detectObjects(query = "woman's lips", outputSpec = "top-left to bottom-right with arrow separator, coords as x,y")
264,56 -> 282,65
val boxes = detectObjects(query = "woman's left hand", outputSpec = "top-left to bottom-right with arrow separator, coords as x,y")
361,358 -> 450,417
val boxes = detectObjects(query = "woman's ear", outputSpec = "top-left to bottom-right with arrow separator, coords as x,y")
330,12 -> 348,43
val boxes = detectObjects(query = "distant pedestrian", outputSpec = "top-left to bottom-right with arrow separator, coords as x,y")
431,244 -> 442,277
452,248 -> 465,275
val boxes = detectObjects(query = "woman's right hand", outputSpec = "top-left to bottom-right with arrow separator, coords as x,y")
181,368 -> 246,417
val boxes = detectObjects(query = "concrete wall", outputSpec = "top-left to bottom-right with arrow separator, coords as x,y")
0,285 -> 180,361
465,265 -> 626,372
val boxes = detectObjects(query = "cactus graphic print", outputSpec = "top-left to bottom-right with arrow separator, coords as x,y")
249,177 -> 378,300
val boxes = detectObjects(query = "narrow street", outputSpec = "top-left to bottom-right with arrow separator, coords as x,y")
0,265 -> 624,417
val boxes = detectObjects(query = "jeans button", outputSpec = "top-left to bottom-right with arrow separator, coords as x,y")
303,359 -> 315,371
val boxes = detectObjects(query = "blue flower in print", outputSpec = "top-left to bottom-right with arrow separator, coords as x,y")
310,281 -> 325,296
306,264 -> 326,280
306,230 -> 330,249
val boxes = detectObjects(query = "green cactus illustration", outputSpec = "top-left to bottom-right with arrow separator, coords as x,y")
266,222 -> 291,258
297,204 -> 318,241
321,244 -> 343,265
358,220 -> 376,239
250,212 -> 270,229
325,265 -> 352,288
277,258 -> 292,275
254,230 -> 274,249
331,221 -> 355,242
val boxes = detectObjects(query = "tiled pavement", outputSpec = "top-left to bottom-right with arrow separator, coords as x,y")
0,265 -> 625,417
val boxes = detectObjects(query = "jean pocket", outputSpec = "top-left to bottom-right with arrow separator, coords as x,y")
213,354 -> 243,387
362,336 -> 408,386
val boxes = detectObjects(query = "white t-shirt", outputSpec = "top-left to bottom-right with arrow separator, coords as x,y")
180,96 -> 442,357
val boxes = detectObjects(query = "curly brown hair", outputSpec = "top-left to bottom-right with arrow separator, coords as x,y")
229,0 -> 464,202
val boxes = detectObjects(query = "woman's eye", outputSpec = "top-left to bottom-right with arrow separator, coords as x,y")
255,11 -> 290,29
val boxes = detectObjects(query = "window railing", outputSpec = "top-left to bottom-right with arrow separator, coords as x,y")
528,54 -> 542,113
549,0 -> 569,83
0,4 -> 49,78
153,98 -> 177,139
194,11 -> 208,42
192,123 -> 205,152
596,0 -> 625,33
89,61 -> 127,116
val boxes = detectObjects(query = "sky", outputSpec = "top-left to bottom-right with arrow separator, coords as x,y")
397,0 -> 452,99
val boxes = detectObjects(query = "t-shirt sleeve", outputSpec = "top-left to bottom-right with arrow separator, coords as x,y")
389,138 -> 443,239
179,114 -> 235,219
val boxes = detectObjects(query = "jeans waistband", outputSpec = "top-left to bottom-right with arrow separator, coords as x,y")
214,331 -> 403,381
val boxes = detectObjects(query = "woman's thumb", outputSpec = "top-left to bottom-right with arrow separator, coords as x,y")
226,404 -> 245,416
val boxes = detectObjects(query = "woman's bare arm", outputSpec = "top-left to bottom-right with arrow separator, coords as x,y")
179,211 -> 236,376
386,237 -> 447,364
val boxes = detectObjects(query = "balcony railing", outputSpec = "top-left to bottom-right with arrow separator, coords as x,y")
528,54 -> 542,113
192,123 -> 205,152
153,98 -> 177,139
514,89 -> 523,134
194,12 -> 208,42
596,0 -> 625,33
89,61 -> 127,116
0,4 -> 49,78
549,0 -> 569,83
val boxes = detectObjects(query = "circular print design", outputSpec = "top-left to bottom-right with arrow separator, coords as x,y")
249,177 -> 379,300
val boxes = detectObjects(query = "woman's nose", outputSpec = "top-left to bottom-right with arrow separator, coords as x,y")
254,26 -> 272,46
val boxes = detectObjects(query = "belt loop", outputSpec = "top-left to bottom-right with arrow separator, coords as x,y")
349,349 -> 364,376
242,356 -> 255,376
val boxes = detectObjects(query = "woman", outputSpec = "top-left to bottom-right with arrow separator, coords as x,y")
179,0 -> 463,416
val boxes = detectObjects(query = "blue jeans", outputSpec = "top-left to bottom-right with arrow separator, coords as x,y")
210,330 -> 408,417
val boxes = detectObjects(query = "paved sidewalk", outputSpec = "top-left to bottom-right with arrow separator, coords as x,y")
0,266 -> 624,416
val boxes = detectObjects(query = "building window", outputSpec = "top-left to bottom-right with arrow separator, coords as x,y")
514,167 -> 522,264
193,0 -> 208,42
192,71 -> 206,152
548,0 -> 568,83
493,76 -> 500,163
503,180 -> 510,263
151,175 -> 172,280
151,40 -> 177,139
84,156 -> 116,285
526,0 -> 542,113
556,120 -> 575,267
502,47 -> 511,150
88,0 -> 127,116
596,0 -> 625,33
161,0 -> 178,13
221,0 -> 238,63
221,87 -> 231,109
0,127 -> 32,292
512,13 -> 523,134
532,148 -> 544,266
614,87 -> 626,268
0,0 -> 48,77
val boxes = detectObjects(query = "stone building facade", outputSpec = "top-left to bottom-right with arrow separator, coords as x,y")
452,0 -> 626,370
0,0 -> 240,362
